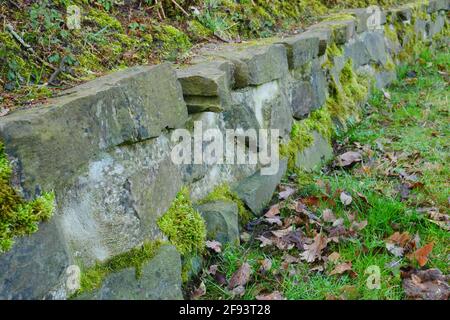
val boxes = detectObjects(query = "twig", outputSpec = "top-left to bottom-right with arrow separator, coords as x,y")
6,23 -> 57,71
154,0 -> 162,20
47,56 -> 68,86
7,0 -> 21,9
171,0 -> 190,17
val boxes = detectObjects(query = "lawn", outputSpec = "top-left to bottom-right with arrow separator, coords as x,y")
194,46 -> 449,300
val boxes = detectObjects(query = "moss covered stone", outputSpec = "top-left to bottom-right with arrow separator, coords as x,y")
157,187 -> 206,256
197,184 -> 252,225
75,240 -> 164,296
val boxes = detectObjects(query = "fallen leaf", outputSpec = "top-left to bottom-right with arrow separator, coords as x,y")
402,268 -> 449,300
256,235 -> 273,247
228,263 -> 252,289
258,258 -> 272,274
328,252 -> 341,263
408,242 -> 434,267
279,186 -> 296,200
387,232 -> 411,247
240,232 -> 251,243
264,204 -> 280,218
382,89 -> 391,100
207,264 -> 218,275
340,192 -> 353,206
255,291 -> 284,300
329,262 -> 353,276
332,218 -> 344,227
191,281 -> 206,300
206,240 -> 222,253
351,220 -> 368,231
230,285 -> 246,297
272,227 -> 293,238
322,209 -> 336,223
336,151 -> 362,167
300,233 -> 328,263
386,243 -> 405,257
265,216 -> 283,226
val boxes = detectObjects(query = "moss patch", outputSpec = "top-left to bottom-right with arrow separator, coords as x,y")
154,25 -> 192,61
75,240 -> 163,296
197,184 -> 253,225
158,187 -> 206,256
0,142 -> 55,253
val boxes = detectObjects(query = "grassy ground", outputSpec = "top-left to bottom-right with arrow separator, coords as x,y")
195,47 -> 449,300
0,0 -> 410,108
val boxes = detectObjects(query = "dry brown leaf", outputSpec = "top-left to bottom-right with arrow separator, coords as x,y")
329,262 -> 353,276
322,208 -> 336,223
264,204 -> 280,218
328,252 -> 341,263
340,191 -> 353,206
191,281 -> 206,300
402,268 -> 449,300
258,258 -> 272,274
408,242 -> 434,267
255,291 -> 284,300
279,186 -> 296,200
336,151 -> 362,167
206,240 -> 222,253
228,262 -> 252,289
300,233 -> 328,263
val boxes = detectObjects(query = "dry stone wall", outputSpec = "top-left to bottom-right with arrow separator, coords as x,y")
0,0 -> 448,299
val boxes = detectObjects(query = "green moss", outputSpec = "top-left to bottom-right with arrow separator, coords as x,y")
198,184 -> 253,226
87,8 -> 124,32
154,25 -> 192,61
280,120 -> 315,170
0,143 -> 55,253
384,24 -> 400,43
322,13 -> 357,22
158,187 -> 206,256
75,240 -> 163,295
187,20 -> 213,41
280,105 -> 335,171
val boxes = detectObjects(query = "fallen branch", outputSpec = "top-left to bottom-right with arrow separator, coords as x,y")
6,23 -> 57,72
47,56 -> 68,86
171,0 -> 190,17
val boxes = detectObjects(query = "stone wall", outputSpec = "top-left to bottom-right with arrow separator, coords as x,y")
0,0 -> 448,299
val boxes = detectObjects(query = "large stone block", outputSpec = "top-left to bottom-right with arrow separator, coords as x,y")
212,44 -> 289,88
0,219 -> 71,299
0,63 -> 187,197
177,60 -> 234,113
276,34 -> 320,69
361,31 -> 388,66
234,159 -> 287,215
195,200 -> 239,245
78,245 -> 183,300
229,80 -> 292,139
303,29 -> 332,56
309,19 -> 356,45
295,131 -> 333,171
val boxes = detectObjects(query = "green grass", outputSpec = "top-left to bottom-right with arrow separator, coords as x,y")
199,47 -> 449,300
